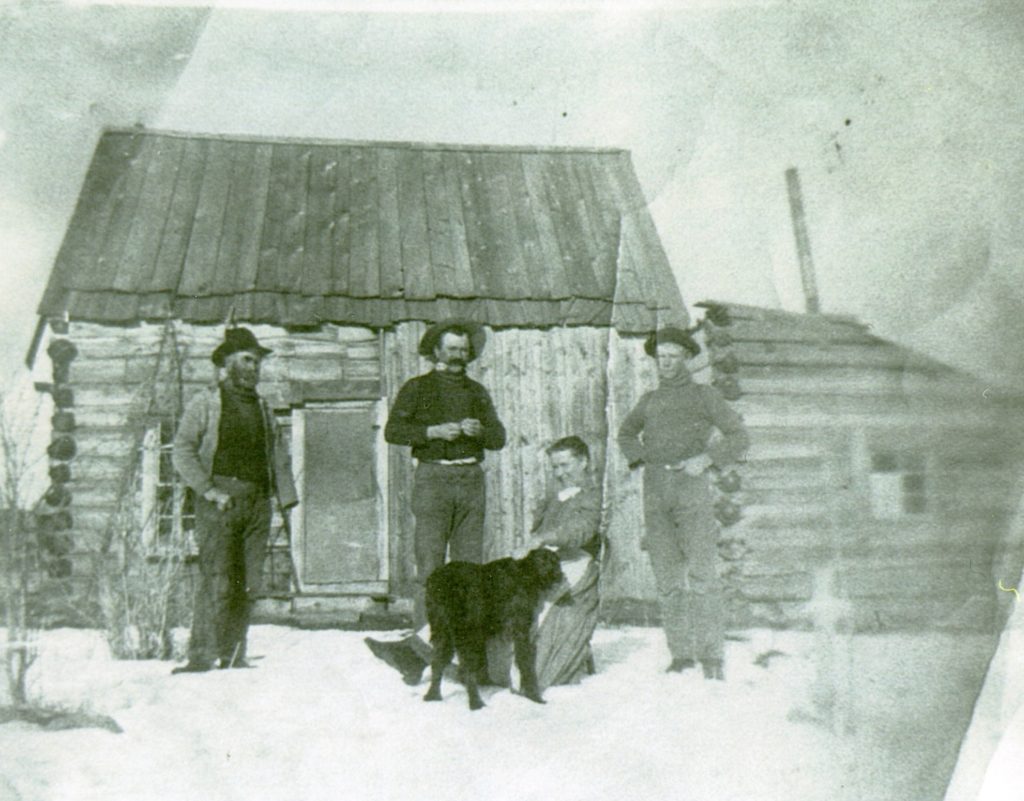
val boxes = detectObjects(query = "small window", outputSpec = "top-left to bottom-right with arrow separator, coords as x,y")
140,423 -> 197,556
868,448 -> 928,519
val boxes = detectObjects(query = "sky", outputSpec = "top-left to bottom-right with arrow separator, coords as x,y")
2,0 -> 1024,388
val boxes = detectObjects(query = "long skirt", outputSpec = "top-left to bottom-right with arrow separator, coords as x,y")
534,557 -> 600,690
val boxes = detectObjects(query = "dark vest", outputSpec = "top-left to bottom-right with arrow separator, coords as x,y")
211,385 -> 269,491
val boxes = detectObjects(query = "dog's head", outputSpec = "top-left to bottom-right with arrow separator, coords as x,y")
520,547 -> 565,591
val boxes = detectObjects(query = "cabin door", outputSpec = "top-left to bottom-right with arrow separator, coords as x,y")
291,401 -> 388,594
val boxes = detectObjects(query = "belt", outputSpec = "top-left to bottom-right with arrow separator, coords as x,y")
425,458 -> 480,466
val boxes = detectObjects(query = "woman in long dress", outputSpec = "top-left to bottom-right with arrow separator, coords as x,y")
519,435 -> 603,690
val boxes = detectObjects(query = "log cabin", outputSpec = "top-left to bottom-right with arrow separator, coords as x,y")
28,127 -> 688,625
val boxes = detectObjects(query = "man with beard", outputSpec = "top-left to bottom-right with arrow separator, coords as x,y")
171,327 -> 297,674
618,327 -> 749,680
366,320 -> 506,681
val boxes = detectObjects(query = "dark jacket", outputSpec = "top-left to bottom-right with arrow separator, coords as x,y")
384,370 -> 506,462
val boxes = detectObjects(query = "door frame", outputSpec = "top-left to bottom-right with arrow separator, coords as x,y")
290,399 -> 389,595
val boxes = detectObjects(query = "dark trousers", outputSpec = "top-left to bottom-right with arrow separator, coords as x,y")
187,475 -> 271,666
411,462 -> 485,629
642,467 -> 724,662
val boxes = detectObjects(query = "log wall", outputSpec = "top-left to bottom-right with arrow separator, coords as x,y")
703,303 -> 1024,631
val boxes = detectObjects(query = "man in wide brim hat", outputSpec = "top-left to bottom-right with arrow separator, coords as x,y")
171,325 -> 296,675
617,324 -> 748,681
643,326 -> 701,359
211,327 -> 273,367
368,317 -> 506,684
418,319 -> 487,363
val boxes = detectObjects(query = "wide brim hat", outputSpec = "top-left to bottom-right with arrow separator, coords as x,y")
418,319 -> 487,362
644,326 -> 701,359
211,327 -> 273,367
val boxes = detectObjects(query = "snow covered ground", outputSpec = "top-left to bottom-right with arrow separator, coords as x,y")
0,625 -> 995,801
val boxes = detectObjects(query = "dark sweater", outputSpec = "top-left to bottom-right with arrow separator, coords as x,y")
617,376 -> 749,468
211,384 -> 269,489
385,370 -> 506,462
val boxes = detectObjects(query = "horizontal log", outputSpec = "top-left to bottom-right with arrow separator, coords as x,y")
70,456 -> 134,482
728,336 -> 941,367
736,523 -> 839,548
935,477 -> 1022,504
735,365 -> 980,399
288,379 -> 382,403
344,360 -> 382,381
259,339 -> 352,356
736,572 -> 814,602
68,482 -> 126,508
735,600 -> 813,629
740,487 -> 831,506
740,461 -> 829,490
344,342 -> 381,361
733,393 -> 1022,425
69,335 -> 165,360
938,508 -> 1019,527
72,429 -> 139,460
335,327 -> 379,343
68,357 -> 129,384
700,300 -> 863,326
743,520 -> 1006,553
710,317 -> 878,346
738,541 -> 1003,575
269,356 -> 345,383
738,409 -> 1023,429
73,385 -> 149,408
837,565 -> 979,600
848,597 -> 993,632
736,502 -> 831,529
65,505 -> 119,534
745,439 -> 824,460
71,406 -> 136,429
736,546 -> 843,574
260,329 -> 372,346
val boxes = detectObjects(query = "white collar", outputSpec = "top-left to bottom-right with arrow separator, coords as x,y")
557,486 -> 582,503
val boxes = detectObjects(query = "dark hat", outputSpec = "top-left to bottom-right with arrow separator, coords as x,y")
418,319 -> 486,362
644,327 -> 701,358
211,327 -> 272,367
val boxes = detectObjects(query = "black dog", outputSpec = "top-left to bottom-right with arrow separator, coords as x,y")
423,548 -> 565,711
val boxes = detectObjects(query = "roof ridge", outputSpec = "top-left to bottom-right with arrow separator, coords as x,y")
99,127 -> 630,156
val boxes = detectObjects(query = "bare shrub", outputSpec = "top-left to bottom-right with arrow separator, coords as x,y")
94,418 -> 194,661
0,385 -> 45,705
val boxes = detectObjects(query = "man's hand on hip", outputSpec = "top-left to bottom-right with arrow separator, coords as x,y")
682,454 -> 714,476
203,487 -> 233,511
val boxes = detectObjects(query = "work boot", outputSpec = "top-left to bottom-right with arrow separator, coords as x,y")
701,659 -> 725,681
365,637 -> 427,686
665,658 -> 697,673
171,661 -> 213,675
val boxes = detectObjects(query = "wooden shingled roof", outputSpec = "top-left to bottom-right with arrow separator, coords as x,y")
37,128 -> 685,332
